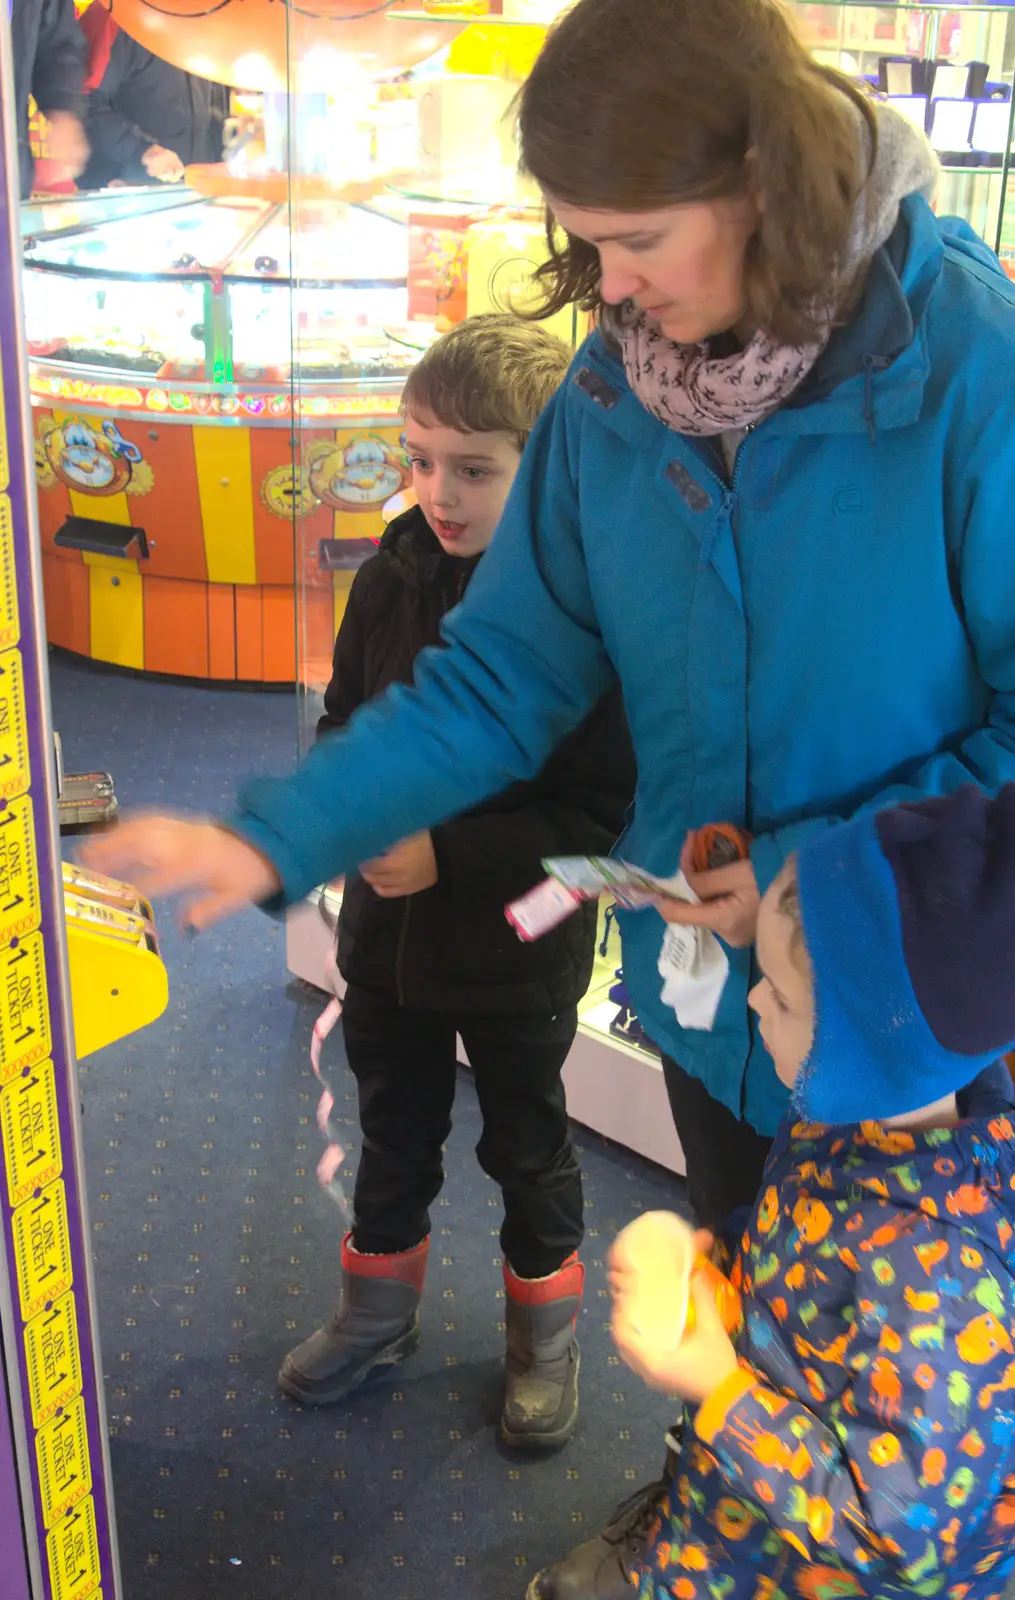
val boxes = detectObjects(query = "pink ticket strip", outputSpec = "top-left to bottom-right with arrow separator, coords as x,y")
309,953 -> 353,1220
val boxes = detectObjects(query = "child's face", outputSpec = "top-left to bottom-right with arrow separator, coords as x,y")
404,410 -> 522,560
749,869 -> 815,1090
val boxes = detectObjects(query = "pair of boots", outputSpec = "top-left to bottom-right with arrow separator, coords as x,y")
278,1232 -> 583,1450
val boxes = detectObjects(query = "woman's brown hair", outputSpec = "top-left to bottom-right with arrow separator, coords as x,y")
517,0 -> 876,345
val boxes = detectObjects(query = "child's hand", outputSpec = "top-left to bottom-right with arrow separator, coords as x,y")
360,831 -> 438,898
609,1227 -> 739,1404
80,814 -> 281,930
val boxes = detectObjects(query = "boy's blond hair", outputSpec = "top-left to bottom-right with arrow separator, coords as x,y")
401,313 -> 572,451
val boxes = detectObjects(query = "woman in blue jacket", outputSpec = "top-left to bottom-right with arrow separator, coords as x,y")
87,0 -> 1015,1259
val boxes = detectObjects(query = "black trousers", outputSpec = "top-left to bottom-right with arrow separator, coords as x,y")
341,983 -> 584,1279
661,1055 -> 773,1235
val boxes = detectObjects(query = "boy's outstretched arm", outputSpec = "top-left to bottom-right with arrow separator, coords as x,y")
696,1245 -> 1015,1586
82,390 -> 615,926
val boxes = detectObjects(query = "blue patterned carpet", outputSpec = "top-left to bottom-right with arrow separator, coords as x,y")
50,651 -> 687,1600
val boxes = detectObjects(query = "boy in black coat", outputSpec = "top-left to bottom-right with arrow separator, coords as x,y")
279,315 -> 636,1450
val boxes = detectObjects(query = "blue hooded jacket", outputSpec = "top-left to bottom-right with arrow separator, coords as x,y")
231,193 -> 1015,1136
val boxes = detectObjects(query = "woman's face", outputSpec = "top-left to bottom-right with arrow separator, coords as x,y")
550,195 -> 760,345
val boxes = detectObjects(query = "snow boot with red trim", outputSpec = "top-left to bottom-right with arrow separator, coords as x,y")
278,1233 -> 427,1406
501,1252 -> 583,1450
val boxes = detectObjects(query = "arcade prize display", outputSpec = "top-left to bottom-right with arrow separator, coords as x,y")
1,12 -> 169,1597
791,1 -> 1015,266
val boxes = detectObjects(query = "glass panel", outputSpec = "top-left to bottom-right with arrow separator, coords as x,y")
285,5 -> 590,760
788,3 -> 1015,255
22,267 -> 207,374
24,194 -> 268,276
20,186 -> 200,239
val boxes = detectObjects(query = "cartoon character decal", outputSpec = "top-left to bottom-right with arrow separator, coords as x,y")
36,416 -> 153,497
259,463 -> 319,521
303,433 -> 411,513
260,432 -> 411,522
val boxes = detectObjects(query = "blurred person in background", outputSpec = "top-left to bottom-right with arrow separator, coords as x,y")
11,0 -> 88,195
78,2 -> 228,188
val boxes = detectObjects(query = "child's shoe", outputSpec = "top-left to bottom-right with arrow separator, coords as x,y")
502,1253 -> 583,1449
524,1432 -> 681,1597
278,1233 -> 428,1405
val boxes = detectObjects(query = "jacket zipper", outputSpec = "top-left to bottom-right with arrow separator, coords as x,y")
393,550 -> 463,1006
730,421 -> 756,499
731,421 -> 755,1126
395,896 -> 412,1008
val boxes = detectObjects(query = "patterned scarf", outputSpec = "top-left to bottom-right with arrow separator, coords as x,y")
616,102 -> 940,437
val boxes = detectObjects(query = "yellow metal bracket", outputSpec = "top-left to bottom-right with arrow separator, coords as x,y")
62,864 -> 168,1058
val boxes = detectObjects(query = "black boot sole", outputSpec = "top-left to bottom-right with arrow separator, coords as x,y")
277,1314 -> 421,1407
500,1345 -> 580,1452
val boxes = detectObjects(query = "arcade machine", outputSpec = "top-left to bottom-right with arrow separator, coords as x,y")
0,12 -> 169,1598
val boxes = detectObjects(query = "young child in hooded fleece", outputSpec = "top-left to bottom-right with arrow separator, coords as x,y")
532,784 -> 1015,1600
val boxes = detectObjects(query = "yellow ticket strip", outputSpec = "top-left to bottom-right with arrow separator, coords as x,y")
24,1291 -> 83,1430
47,1495 -> 101,1600
0,1058 -> 63,1206
0,928 -> 52,1084
36,1398 -> 92,1528
0,645 -> 31,802
13,1181 -> 74,1322
0,498 -> 17,651
0,318 -> 104,1598
0,793 -> 42,943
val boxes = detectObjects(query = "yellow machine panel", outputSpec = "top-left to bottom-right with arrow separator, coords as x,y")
62,864 -> 168,1059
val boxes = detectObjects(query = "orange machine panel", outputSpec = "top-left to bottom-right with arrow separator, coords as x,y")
235,586 -> 264,681
261,585 -> 296,684
251,428 -> 297,586
42,553 -> 90,657
143,577 -> 210,679
207,584 -> 237,681
301,584 -> 337,695
32,409 -> 73,558
36,480 -> 73,559
134,424 -> 208,581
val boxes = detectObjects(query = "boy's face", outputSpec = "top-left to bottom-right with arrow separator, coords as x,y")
749,869 -> 815,1090
404,410 -> 522,560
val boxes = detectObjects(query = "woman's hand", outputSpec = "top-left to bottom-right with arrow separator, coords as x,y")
80,814 -> 281,931
609,1226 -> 740,1403
360,832 -> 438,898
653,836 -> 760,947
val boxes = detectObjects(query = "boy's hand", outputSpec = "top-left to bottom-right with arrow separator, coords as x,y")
653,835 -> 760,947
360,832 -> 437,898
80,814 -> 281,931
609,1226 -> 739,1404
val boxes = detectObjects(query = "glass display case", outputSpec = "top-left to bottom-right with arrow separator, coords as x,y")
24,184 -> 424,682
790,2 -> 1015,254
